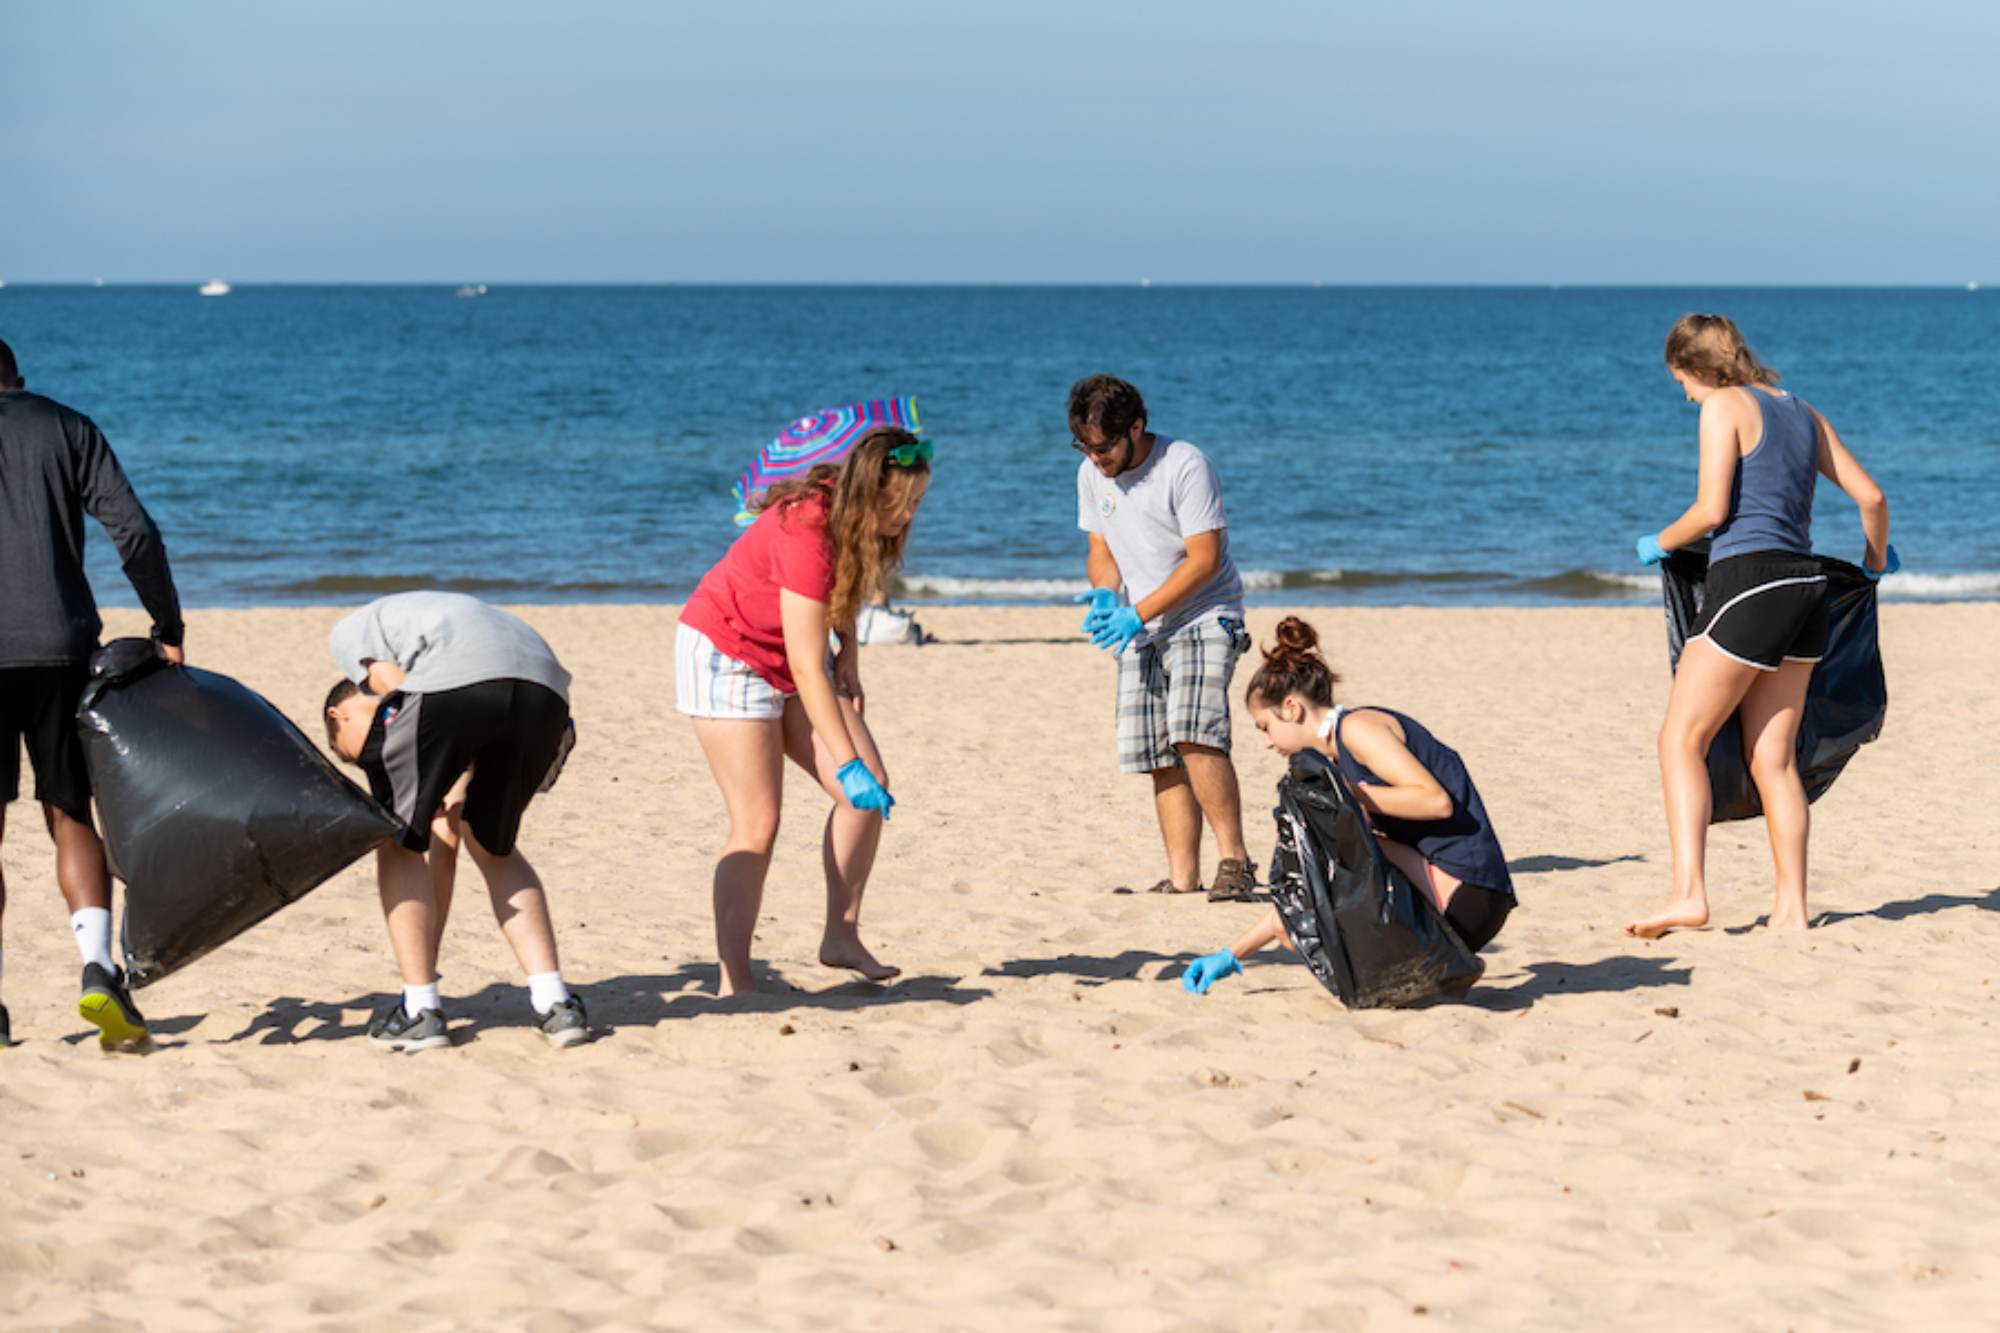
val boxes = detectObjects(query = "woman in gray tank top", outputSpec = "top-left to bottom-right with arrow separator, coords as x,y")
1627,315 -> 1895,940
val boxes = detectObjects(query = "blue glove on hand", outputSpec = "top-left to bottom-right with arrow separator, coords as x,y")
1089,605 -> 1144,655
836,759 -> 895,820
1072,588 -> 1120,635
1635,533 -> 1668,566
1181,950 -> 1243,996
1864,544 -> 1901,581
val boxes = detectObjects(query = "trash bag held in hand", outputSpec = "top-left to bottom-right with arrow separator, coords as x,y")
76,638 -> 401,988
1267,750 -> 1481,1008
1660,542 -> 1887,824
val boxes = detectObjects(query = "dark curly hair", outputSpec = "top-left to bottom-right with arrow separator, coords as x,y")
1066,374 -> 1147,443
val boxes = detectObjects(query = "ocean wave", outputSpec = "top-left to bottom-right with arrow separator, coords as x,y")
1877,571 -> 2000,598
1516,569 -> 1659,598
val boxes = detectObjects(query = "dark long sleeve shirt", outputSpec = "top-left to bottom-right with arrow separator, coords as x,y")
0,389 -> 183,666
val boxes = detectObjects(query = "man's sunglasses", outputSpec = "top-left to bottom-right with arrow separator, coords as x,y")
887,437 -> 934,468
1071,429 -> 1131,457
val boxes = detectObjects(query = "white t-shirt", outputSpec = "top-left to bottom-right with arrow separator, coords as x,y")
1076,435 -> 1245,646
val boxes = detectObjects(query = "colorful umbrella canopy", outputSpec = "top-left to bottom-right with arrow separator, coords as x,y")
733,396 -> 920,524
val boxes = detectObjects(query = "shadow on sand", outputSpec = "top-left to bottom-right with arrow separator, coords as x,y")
1813,886 -> 2000,929
1507,853 -> 1647,875
225,965 -> 993,1048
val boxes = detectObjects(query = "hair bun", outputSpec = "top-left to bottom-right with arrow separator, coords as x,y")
1270,616 -> 1319,660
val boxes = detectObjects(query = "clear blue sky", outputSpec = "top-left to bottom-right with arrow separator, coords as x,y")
4,1 -> 1994,284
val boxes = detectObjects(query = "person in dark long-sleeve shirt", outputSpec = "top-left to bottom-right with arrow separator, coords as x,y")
0,336 -> 183,1049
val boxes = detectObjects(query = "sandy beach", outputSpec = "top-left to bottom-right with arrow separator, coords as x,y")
3,600 -> 1997,1329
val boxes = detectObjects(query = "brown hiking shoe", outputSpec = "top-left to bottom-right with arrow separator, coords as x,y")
1207,858 -> 1263,903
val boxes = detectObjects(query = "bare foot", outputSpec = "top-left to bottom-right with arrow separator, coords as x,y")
1624,899 -> 1710,940
1766,905 -> 1810,931
819,935 -> 901,983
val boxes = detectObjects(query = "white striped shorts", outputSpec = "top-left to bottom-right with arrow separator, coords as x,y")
675,622 -> 790,721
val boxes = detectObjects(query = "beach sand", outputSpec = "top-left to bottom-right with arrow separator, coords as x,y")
3,602 -> 1997,1329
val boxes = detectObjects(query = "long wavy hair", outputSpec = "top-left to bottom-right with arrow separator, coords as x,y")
752,426 -> 931,628
1664,313 -> 1780,387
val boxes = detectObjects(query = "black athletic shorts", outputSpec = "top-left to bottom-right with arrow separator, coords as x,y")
1,664 -> 93,820
360,678 -> 570,856
1444,885 -> 1513,952
1692,551 -> 1829,671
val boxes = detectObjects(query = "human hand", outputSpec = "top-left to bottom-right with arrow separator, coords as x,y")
157,641 -> 186,665
1072,588 -> 1119,635
1634,534 -> 1668,566
836,758 -> 895,821
834,653 -> 866,714
1181,950 -> 1243,995
1089,605 -> 1143,655
1863,543 -> 1901,581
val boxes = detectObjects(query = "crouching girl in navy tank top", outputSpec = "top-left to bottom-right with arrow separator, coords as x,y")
1627,315 -> 1893,939
1180,616 -> 1515,997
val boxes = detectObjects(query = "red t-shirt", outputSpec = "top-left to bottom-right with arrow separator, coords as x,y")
680,496 -> 836,694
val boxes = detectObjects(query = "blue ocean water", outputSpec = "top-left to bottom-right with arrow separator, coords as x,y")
2,284 -> 1994,608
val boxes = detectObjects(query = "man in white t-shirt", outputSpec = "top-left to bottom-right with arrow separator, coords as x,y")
1070,375 -> 1258,902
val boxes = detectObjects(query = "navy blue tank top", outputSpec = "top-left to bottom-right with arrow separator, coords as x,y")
1709,385 -> 1820,561
1330,707 -> 1514,897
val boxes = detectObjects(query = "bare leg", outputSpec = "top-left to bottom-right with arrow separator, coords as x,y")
691,716 -> 786,997
781,695 -> 899,982
462,828 -> 561,975
1376,837 -> 1464,914
1150,764 -> 1203,891
376,843 -> 441,988
1176,743 -> 1251,864
426,772 -> 471,958
1627,638 -> 1763,939
44,805 -> 111,914
1739,660 -> 1815,930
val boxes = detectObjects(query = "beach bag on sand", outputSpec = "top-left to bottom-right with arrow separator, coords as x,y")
1660,543 -> 1887,824
76,638 -> 401,988
1267,750 -> 1481,1008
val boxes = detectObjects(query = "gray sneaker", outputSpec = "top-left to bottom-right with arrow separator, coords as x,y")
538,995 -> 589,1049
368,1003 -> 450,1053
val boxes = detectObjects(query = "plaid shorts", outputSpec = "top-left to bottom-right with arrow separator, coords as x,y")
1115,613 -> 1253,774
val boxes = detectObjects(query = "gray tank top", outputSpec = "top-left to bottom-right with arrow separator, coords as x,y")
1709,385 -> 1819,561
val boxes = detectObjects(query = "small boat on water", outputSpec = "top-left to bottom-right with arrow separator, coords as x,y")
455,283 -> 488,298
198,280 -> 231,297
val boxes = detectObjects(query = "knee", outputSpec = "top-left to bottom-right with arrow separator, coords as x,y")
1657,720 -> 1711,760
1747,745 -> 1798,788
732,812 -> 781,853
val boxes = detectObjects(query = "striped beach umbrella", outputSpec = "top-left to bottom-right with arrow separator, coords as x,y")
733,396 -> 920,524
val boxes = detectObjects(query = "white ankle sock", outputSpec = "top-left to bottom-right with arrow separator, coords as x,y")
70,908 -> 114,971
403,981 -> 441,1015
527,972 -> 569,1015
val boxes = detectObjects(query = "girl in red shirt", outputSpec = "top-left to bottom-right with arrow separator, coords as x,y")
677,428 -> 932,996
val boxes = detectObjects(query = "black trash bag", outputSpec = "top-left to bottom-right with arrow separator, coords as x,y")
1267,749 -> 1481,1008
76,638 -> 401,988
1660,541 -> 1887,824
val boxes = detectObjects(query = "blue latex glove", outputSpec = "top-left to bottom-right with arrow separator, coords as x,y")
1863,543 -> 1901,581
1635,533 -> 1668,566
1072,587 -> 1119,634
1089,604 -> 1144,655
836,759 -> 895,820
1182,950 -> 1243,995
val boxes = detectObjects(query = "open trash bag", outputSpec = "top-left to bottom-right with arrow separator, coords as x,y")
76,638 -> 400,988
1268,750 -> 1481,1008
1660,542 -> 1887,824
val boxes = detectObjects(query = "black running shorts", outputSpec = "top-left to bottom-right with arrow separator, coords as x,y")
360,678 -> 570,856
0,664 -> 93,819
1692,551 -> 1829,671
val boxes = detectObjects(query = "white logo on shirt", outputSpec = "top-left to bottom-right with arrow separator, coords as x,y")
1097,495 -> 1115,517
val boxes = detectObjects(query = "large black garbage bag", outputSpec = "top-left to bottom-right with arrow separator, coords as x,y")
1660,542 -> 1887,824
76,638 -> 401,988
1267,750 -> 1481,1008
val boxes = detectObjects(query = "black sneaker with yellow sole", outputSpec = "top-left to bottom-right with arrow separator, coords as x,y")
79,962 -> 150,1049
